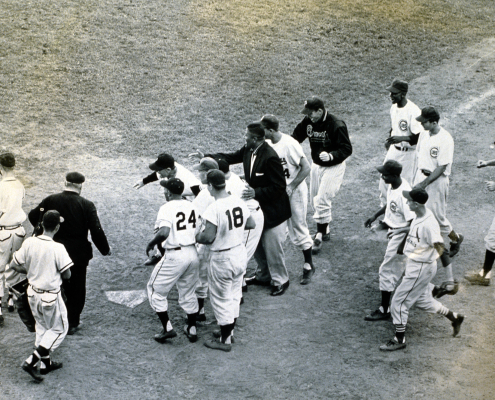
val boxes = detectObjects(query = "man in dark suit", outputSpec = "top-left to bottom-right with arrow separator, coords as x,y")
28,172 -> 111,334
191,122 -> 292,296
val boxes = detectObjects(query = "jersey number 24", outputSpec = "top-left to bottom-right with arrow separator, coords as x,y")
176,210 -> 197,231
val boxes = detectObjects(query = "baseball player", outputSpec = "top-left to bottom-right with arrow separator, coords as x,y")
260,115 -> 315,284
292,96 -> 352,254
380,188 -> 464,351
364,160 -> 414,320
0,152 -> 27,325
413,106 -> 463,297
9,210 -> 72,381
196,170 -> 255,352
379,79 -> 423,206
146,178 -> 200,343
464,159 -> 495,285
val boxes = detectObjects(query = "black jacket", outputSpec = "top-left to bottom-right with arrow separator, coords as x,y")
207,142 -> 291,229
28,191 -> 110,264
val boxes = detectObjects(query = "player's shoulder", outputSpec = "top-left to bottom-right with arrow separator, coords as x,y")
405,99 -> 421,112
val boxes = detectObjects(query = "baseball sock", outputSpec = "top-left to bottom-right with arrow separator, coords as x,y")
198,298 -> 205,314
156,311 -> 172,331
380,291 -> 392,313
438,306 -> 458,322
220,323 -> 234,344
186,312 -> 197,329
302,249 -> 313,267
40,356 -> 51,370
394,325 -> 405,343
482,250 -> 495,276
316,223 -> 328,235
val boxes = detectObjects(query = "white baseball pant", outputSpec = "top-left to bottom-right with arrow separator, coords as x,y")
379,147 -> 416,206
287,181 -> 313,251
310,162 -> 346,224
413,173 -> 452,236
195,244 -> 210,299
147,246 -> 199,314
379,229 -> 408,292
484,215 -> 495,252
207,244 -> 247,325
244,207 -> 264,262
27,286 -> 68,351
0,226 -> 26,298
391,259 -> 442,326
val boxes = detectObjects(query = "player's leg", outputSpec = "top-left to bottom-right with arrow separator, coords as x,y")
366,230 -> 407,321
242,208 -> 264,292
312,162 -> 346,254
247,233 -> 272,285
466,221 -> 495,285
262,222 -> 289,294
195,244 -> 209,322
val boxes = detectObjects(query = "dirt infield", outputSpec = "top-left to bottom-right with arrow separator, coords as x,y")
2,1 -> 495,399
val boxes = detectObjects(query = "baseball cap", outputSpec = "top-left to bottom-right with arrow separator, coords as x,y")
206,169 -> 226,188
387,79 -> 408,94
0,152 -> 15,168
160,177 -> 184,195
193,157 -> 219,172
149,153 -> 175,171
260,114 -> 279,131
376,160 -> 403,176
42,210 -> 64,230
402,188 -> 429,204
66,171 -> 85,184
416,106 -> 440,123
301,96 -> 325,115
216,159 -> 230,173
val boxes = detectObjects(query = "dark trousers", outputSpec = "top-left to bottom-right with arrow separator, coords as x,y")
62,263 -> 88,328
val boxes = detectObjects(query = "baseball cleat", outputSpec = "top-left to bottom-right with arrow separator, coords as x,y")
7,297 -> 15,312
40,361 -> 63,375
183,325 -> 198,343
204,338 -> 232,352
364,309 -> 391,321
379,337 -> 406,351
245,275 -> 271,286
270,280 -> 290,296
212,330 -> 235,343
464,271 -> 491,286
197,313 -> 207,323
300,264 -> 315,285
312,237 -> 323,255
452,314 -> 464,337
154,328 -> 177,343
21,361 -> 44,382
322,233 -> 331,242
448,234 -> 464,258
432,280 -> 459,298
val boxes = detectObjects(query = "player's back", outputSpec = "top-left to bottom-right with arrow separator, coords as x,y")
157,199 -> 198,249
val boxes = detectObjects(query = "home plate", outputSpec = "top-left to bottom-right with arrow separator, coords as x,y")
105,290 -> 148,308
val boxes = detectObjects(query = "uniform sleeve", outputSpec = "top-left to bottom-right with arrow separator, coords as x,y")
156,204 -> 174,229
409,109 -> 423,135
142,172 -> 159,185
57,245 -> 74,273
291,120 -> 308,143
253,155 -> 287,203
437,134 -> 454,167
424,220 -> 443,247
202,203 -> 218,227
288,139 -> 305,166
12,240 -> 28,266
206,147 -> 246,166
327,121 -> 352,166
86,200 -> 111,256
401,196 -> 415,222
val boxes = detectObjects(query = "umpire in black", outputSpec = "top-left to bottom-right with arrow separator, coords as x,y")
28,172 -> 111,335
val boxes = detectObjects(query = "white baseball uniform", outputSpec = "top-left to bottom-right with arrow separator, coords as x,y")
147,199 -> 199,315
267,134 -> 313,251
390,209 -> 444,326
202,195 -> 250,326
379,100 -> 422,205
413,127 -> 454,235
157,163 -> 202,201
11,235 -> 73,350
379,179 -> 414,292
0,176 -> 27,298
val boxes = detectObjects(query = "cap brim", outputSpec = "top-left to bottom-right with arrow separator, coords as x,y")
159,179 -> 168,187
149,162 -> 161,171
402,190 -> 413,202
192,164 -> 202,171
387,86 -> 401,93
301,107 -> 313,115
376,165 -> 387,173
415,115 -> 427,122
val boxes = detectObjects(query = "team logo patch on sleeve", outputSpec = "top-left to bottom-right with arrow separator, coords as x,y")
430,147 -> 439,158
399,120 -> 408,131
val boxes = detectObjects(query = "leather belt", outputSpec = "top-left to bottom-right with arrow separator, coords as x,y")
0,224 -> 22,230
421,169 -> 431,176
212,247 -> 232,253
165,244 -> 194,251
394,145 -> 409,152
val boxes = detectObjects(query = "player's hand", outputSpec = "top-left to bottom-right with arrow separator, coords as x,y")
133,180 -> 145,190
286,185 -> 294,197
105,247 -> 112,256
188,149 -> 204,162
145,243 -> 154,256
414,180 -> 429,190
486,181 -> 495,191
242,185 -> 255,200
385,136 -> 402,145
478,160 -> 488,168
319,152 -> 331,162
364,217 -> 375,228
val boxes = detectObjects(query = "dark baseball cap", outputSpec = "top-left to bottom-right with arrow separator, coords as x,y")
206,169 -> 226,188
216,159 -> 230,173
416,106 -> 440,123
387,79 -> 408,94
376,160 -> 403,176
0,152 -> 15,168
66,171 -> 85,184
403,188 -> 429,204
260,114 -> 279,131
149,153 -> 175,171
193,157 -> 218,172
42,210 -> 64,230
301,96 -> 325,115
160,177 -> 184,195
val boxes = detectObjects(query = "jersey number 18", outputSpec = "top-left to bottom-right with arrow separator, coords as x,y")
225,207 -> 243,230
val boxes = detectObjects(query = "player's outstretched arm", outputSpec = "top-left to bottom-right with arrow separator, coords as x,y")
188,149 -> 205,162
133,180 -> 145,189
478,159 -> 495,168
365,205 -> 386,228
486,181 -> 495,191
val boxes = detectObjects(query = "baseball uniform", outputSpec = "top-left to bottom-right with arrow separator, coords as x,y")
143,163 -> 202,201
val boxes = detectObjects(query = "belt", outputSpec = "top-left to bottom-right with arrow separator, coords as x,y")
211,244 -> 242,253
29,284 -> 60,294
255,206 -> 261,211
421,169 -> 431,176
394,145 -> 409,152
0,224 -> 22,230
165,244 -> 194,251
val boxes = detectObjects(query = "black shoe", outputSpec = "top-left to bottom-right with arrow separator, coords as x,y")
242,285 -> 248,292
322,233 -> 331,241
40,361 -> 63,375
197,313 -> 207,322
300,264 -> 315,285
22,361 -> 43,382
364,309 -> 391,321
270,280 -> 290,296
154,328 -> 177,343
183,325 -> 198,343
452,314 -> 464,337
245,275 -> 270,286
67,326 -> 78,336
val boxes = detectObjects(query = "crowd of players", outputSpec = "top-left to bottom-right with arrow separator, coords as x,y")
1,79 -> 495,381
